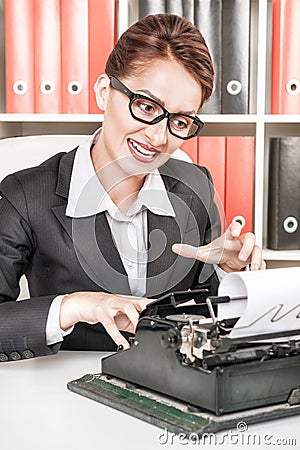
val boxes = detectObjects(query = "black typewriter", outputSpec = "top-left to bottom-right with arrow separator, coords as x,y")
68,289 -> 300,435
101,289 -> 300,415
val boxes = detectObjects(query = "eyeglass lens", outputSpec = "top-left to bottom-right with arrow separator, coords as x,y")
130,97 -> 199,138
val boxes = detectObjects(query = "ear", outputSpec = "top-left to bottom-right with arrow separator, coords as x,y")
94,74 -> 110,112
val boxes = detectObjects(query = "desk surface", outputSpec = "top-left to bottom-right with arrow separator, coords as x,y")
1,351 -> 299,450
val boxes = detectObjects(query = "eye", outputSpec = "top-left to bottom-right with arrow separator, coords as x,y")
141,102 -> 155,113
171,116 -> 192,130
133,99 -> 160,116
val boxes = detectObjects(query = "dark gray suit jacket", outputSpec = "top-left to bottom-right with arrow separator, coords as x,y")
0,148 -> 220,360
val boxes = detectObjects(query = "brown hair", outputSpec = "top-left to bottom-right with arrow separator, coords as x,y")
105,14 -> 214,108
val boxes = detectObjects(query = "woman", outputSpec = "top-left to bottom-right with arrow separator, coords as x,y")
0,14 -> 264,361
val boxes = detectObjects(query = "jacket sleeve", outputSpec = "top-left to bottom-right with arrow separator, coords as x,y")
0,175 -> 61,361
0,298 -> 61,362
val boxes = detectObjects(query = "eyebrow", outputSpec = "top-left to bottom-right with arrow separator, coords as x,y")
136,89 -> 196,115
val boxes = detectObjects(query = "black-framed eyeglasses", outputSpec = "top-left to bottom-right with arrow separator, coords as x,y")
109,76 -> 204,140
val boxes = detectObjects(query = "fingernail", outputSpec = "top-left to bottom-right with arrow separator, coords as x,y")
239,252 -> 247,261
251,263 -> 259,271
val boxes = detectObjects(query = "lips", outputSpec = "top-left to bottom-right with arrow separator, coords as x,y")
128,138 -> 158,162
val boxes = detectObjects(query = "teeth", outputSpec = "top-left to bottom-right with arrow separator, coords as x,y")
129,139 -> 157,159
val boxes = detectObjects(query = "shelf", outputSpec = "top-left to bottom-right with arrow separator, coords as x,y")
0,113 -> 300,124
264,115 -> 300,123
0,113 -> 104,122
263,249 -> 300,261
0,113 -> 299,125
0,113 -> 257,123
200,114 -> 257,123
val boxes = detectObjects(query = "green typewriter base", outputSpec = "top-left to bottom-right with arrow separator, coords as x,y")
67,373 -> 300,436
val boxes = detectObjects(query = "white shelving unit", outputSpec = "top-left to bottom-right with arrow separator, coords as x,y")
0,0 -> 299,267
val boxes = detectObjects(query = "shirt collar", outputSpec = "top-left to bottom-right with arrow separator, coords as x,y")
66,128 -> 175,219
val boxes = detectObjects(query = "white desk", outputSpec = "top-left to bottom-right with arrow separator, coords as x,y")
0,351 -> 299,450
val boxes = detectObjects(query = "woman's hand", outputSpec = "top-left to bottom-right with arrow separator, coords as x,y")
172,221 -> 266,272
59,292 -> 149,349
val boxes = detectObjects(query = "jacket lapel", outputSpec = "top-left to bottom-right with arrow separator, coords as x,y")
51,149 -> 76,241
146,161 -> 203,298
93,213 -> 131,294
146,192 -> 199,297
51,204 -> 73,240
51,150 -> 131,294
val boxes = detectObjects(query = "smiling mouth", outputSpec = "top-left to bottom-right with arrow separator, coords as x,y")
128,138 -> 158,161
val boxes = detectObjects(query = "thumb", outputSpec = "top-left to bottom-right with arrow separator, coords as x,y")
227,220 -> 243,238
172,243 -> 207,262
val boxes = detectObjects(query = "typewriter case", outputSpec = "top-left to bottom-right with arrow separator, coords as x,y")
101,291 -> 300,415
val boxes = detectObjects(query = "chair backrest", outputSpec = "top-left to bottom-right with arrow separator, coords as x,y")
0,134 -> 191,299
0,134 -> 89,182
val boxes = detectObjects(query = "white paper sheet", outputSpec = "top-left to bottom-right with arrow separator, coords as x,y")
217,267 -> 300,339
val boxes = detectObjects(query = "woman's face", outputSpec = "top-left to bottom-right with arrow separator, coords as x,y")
96,59 -> 202,177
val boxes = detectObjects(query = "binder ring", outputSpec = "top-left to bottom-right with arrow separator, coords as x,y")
40,80 -> 55,95
226,80 -> 242,96
68,81 -> 82,95
13,80 -> 28,95
286,79 -> 300,96
232,215 -> 246,229
283,216 -> 298,234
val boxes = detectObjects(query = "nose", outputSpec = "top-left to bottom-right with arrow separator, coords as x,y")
144,118 -> 168,147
